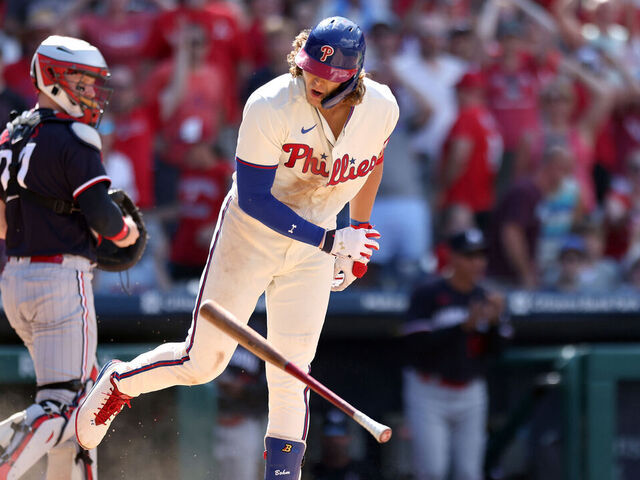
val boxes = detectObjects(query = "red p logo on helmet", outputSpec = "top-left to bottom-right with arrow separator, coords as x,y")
320,45 -> 335,62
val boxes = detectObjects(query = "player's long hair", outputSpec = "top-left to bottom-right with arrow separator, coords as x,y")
287,30 -> 367,106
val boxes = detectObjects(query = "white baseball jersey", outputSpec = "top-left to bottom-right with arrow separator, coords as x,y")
235,74 -> 399,228
97,72 -> 399,451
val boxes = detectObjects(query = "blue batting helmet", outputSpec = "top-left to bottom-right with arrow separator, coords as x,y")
295,16 -> 365,108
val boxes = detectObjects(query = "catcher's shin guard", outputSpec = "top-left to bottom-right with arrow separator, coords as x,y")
76,446 -> 97,480
46,439 -> 97,480
0,401 -> 68,480
264,436 -> 305,480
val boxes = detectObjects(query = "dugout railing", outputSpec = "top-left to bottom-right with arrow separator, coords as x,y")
3,289 -> 640,479
4,344 -> 640,479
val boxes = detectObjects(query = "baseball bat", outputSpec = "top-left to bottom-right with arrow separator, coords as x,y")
199,300 -> 392,443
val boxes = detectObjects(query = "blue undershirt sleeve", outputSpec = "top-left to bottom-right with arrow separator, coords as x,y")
235,158 -> 326,247
76,182 -> 125,238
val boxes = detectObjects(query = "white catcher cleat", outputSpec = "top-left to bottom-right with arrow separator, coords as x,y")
75,360 -> 132,450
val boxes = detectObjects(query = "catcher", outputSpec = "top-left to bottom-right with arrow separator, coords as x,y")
0,36 -> 143,479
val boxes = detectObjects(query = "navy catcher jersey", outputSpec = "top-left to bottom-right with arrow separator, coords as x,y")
0,110 -> 110,261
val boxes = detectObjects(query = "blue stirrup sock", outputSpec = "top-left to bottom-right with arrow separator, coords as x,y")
264,436 -> 305,480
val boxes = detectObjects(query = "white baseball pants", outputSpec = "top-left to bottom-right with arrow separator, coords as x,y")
115,195 -> 334,442
403,369 -> 488,480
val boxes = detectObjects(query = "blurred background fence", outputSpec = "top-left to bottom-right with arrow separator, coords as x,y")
3,289 -> 640,480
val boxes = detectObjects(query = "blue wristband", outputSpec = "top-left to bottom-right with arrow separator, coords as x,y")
350,219 -> 370,227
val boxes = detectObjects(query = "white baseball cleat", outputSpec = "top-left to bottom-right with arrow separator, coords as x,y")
75,360 -> 132,450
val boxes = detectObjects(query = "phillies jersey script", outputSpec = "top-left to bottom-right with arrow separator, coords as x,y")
234,74 -> 399,228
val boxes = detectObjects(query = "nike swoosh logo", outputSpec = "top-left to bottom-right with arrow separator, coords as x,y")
301,124 -> 317,134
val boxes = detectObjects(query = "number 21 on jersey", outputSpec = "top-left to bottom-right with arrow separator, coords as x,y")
0,142 -> 37,192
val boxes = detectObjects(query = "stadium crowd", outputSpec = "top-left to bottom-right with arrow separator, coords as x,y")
3,2 -> 639,479
2,0 -> 640,295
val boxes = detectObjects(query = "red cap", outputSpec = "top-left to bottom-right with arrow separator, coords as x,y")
455,71 -> 486,91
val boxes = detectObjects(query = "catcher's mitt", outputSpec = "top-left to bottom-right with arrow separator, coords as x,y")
96,189 -> 148,272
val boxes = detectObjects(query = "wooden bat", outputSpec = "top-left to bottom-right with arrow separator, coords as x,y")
199,300 -> 392,443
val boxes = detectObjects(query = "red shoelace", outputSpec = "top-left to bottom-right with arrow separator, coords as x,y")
94,377 -> 132,425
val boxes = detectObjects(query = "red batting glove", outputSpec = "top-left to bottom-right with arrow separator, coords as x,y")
350,223 -> 380,278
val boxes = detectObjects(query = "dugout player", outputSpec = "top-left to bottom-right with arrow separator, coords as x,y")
402,228 -> 510,480
76,16 -> 398,480
0,36 -> 139,479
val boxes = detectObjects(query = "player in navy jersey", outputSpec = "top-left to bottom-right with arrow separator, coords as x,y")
402,228 -> 511,480
0,36 -> 139,479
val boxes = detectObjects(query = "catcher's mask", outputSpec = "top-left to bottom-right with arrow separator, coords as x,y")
31,35 -> 112,127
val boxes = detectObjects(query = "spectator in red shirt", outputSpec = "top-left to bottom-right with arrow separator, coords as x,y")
517,58 -> 612,214
169,142 -> 233,280
2,53 -> 34,105
603,149 -> 640,260
483,22 -> 545,180
109,65 -> 158,210
243,0 -> 287,70
613,100 -> 640,176
145,0 -> 250,122
3,3 -> 60,105
593,53 -> 640,199
242,16 -> 297,102
146,20 -> 228,204
439,70 -> 503,232
74,0 -> 161,78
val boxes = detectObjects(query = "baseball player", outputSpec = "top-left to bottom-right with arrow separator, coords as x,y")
0,36 -> 139,479
402,229 -> 510,480
76,16 -> 398,480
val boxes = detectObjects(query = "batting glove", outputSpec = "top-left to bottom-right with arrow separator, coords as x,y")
320,225 -> 380,261
332,256 -> 358,291
349,222 -> 376,277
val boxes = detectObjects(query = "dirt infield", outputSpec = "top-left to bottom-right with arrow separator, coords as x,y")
0,386 -> 182,480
